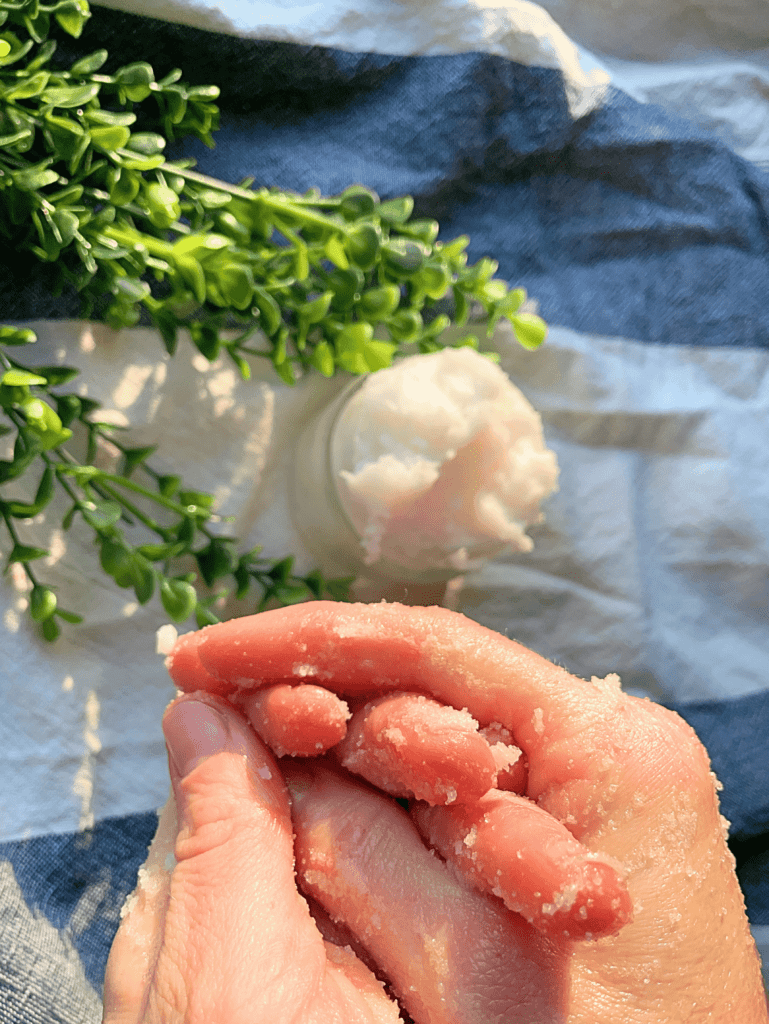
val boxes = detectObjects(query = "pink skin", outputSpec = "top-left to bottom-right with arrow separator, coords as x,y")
336,693 -> 498,804
239,683 -> 351,757
103,694 -> 403,1024
115,602 -> 768,1023
286,760 -> 567,1024
413,791 -> 632,939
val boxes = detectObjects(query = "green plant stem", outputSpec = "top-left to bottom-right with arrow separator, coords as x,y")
1,504 -> 39,587
159,163 -> 346,232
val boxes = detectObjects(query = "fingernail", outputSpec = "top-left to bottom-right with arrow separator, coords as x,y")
163,698 -> 231,779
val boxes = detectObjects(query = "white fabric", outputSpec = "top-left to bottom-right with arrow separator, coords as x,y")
3,317 -> 769,842
2,0 -> 767,848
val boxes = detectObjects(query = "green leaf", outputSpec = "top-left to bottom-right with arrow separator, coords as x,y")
12,165 -> 60,191
214,263 -> 254,310
268,555 -> 295,583
323,234 -> 349,269
1,369 -> 46,387
55,608 -> 83,624
0,127 -> 33,148
20,398 -> 72,450
274,581 -> 311,605
153,309 -> 179,356
327,266 -> 364,311
160,577 -> 197,622
121,445 -> 157,477
5,70 -> 50,100
357,284 -> 401,320
25,38 -> 57,71
114,61 -> 155,102
156,474 -> 181,499
29,585 -> 57,622
99,538 -> 132,582
38,365 -> 79,387
8,464 -> 55,518
190,322 -> 220,360
90,125 -> 131,153
251,287 -> 282,336
339,186 -> 378,220
346,224 -> 380,270
174,515 -> 195,547
132,554 -> 155,604
302,569 -> 325,599
415,263 -> 451,300
41,616 -> 61,642
0,32 -> 33,68
187,84 -> 220,101
195,539 -> 235,586
54,0 -> 91,38
126,132 -> 166,156
175,255 -> 206,303
398,218 -> 440,245
294,242 -> 310,281
42,82 -> 99,108
387,309 -> 422,343
6,543 -> 49,566
298,291 -> 333,325
81,500 -> 122,532
55,394 -> 81,427
325,576 -> 354,601
70,48 -> 108,75
0,327 -> 36,346
273,356 -> 295,385
195,602 -> 221,628
57,463 -> 100,483
439,235 -> 471,266
309,341 -> 335,376
381,239 -> 426,278
361,338 -> 397,371
377,195 -> 414,224
511,312 -> 548,350
178,490 -> 215,513
87,109 -> 137,128
146,183 -> 181,229
196,188 -> 232,209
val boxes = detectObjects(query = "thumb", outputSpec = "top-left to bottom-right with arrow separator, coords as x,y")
104,695 -> 325,1024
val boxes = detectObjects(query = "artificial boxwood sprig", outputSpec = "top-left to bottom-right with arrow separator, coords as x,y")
0,325 -> 352,639
1,0 -> 548,638
0,0 -> 547,386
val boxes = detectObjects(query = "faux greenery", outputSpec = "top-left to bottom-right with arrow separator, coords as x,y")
0,0 -> 547,639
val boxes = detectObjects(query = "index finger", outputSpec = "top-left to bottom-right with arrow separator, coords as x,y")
167,601 -> 593,734
166,602 -> 678,809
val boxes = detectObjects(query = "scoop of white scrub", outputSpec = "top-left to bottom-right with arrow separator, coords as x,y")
327,347 -> 559,575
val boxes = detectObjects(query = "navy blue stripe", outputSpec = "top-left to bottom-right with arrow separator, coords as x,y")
3,8 -> 768,346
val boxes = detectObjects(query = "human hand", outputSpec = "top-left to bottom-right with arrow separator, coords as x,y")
103,602 -> 768,1023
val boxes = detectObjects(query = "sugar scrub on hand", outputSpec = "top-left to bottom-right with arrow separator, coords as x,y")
292,347 -> 558,580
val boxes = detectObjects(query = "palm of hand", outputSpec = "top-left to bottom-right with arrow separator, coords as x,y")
103,603 -> 767,1024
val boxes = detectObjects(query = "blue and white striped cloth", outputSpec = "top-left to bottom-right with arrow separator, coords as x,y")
1,1 -> 768,1016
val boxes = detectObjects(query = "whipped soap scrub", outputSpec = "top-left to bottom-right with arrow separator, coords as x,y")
292,347 -> 559,581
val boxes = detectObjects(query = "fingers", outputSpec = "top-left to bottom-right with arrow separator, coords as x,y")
106,694 -> 324,1024
286,760 -> 567,1024
336,693 -> 498,804
239,683 -> 350,757
165,604 -> 713,838
102,790 -> 178,1023
412,791 -> 632,940
165,602 -> 621,770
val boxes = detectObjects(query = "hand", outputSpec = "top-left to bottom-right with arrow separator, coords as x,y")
103,602 -> 768,1023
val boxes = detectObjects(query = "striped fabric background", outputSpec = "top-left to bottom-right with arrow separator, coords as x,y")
1,1 -> 767,1015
